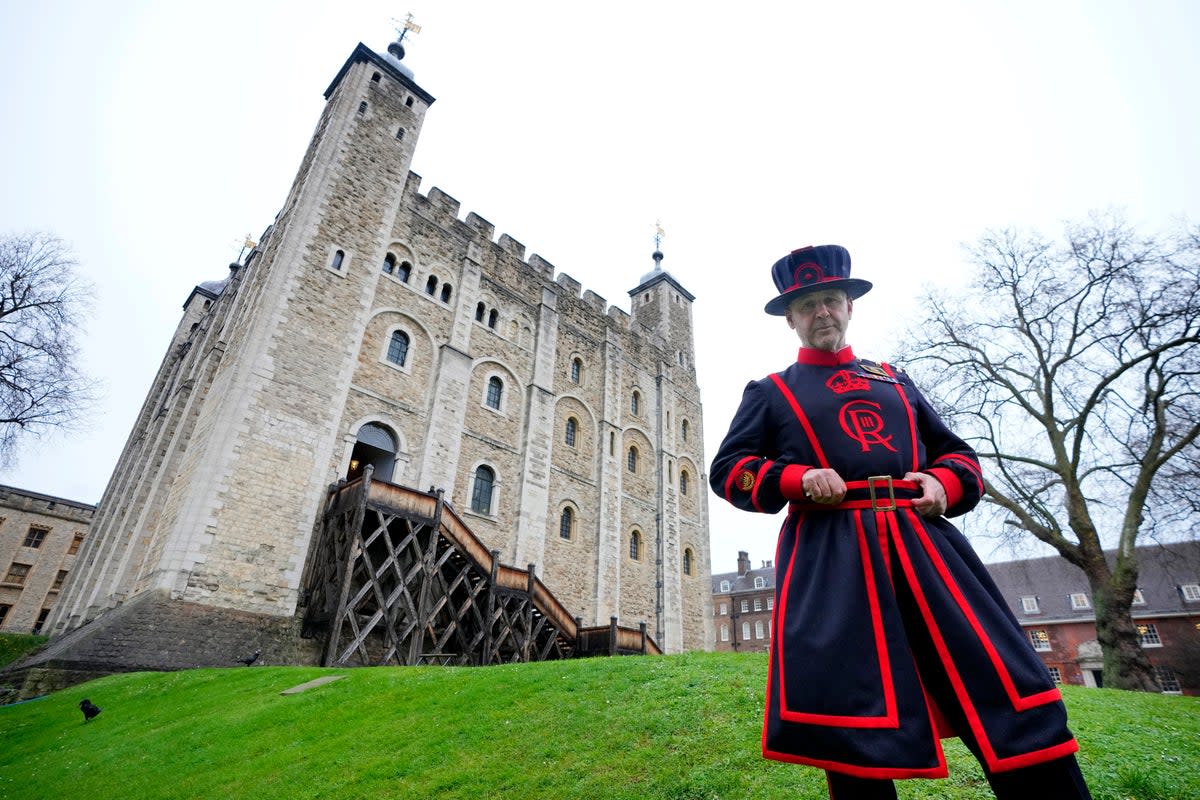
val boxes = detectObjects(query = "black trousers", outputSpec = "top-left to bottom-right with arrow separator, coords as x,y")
826,543 -> 1093,800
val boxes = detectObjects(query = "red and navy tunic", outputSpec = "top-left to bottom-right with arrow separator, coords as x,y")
709,345 -> 1078,779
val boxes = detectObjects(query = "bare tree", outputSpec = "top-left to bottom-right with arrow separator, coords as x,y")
0,232 -> 94,466
899,213 -> 1200,692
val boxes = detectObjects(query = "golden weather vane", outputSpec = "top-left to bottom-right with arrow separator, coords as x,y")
654,220 -> 666,251
392,12 -> 422,43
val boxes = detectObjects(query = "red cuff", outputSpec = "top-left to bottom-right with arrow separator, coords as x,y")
925,467 -> 963,509
779,465 -> 810,500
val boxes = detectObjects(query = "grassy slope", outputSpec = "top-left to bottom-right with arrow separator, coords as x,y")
0,652 -> 1195,800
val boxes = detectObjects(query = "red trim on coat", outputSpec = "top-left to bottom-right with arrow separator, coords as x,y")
935,453 -> 984,494
723,456 -> 758,502
924,467 -> 964,509
796,346 -> 856,366
775,511 -> 898,728
891,514 -> 1075,773
779,464 -> 809,500
881,364 -> 919,473
761,746 -> 949,780
769,373 -> 831,468
751,460 -> 775,513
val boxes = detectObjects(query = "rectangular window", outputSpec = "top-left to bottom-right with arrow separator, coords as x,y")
1047,666 -> 1062,684
1137,623 -> 1162,647
32,608 -> 50,635
68,533 -> 85,556
753,598 -> 763,612
755,621 -> 765,639
1154,665 -> 1181,693
0,604 -> 10,627
718,602 -> 727,616
1021,596 -> 1040,614
741,622 -> 750,640
23,527 -> 48,549
720,624 -> 729,642
3,563 -> 31,586
51,570 -> 68,591
740,600 -> 749,613
1181,584 -> 1200,602
1069,592 -> 1090,610
1029,629 -> 1051,651
767,597 -> 774,611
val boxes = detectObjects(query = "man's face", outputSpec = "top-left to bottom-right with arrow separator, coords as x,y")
785,289 -> 853,352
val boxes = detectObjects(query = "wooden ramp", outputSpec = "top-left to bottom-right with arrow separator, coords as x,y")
302,469 -> 659,667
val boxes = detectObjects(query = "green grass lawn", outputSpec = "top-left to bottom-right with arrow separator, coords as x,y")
0,651 -> 1195,800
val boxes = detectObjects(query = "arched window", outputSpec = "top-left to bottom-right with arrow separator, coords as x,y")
681,419 -> 689,442
570,358 -> 582,384
683,547 -> 694,576
397,261 -> 412,282
565,417 -> 578,447
487,308 -> 499,329
719,580 -> 731,593
331,249 -> 345,271
742,621 -> 751,640
631,391 -> 640,415
680,469 -> 689,496
382,253 -> 396,274
486,376 -> 503,410
471,466 -> 495,514
475,302 -> 485,322
425,275 -> 438,295
395,127 -> 405,141
559,507 -> 574,540
386,330 -> 410,366
629,530 -> 641,560
754,576 -> 766,589
627,446 -> 638,473
357,101 -> 368,115
440,283 -> 453,303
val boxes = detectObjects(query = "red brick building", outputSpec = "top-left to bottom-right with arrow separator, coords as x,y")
711,551 -> 774,653
987,541 -> 1200,695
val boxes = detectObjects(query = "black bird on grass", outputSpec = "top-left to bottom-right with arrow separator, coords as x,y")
236,648 -> 261,666
79,698 -> 101,722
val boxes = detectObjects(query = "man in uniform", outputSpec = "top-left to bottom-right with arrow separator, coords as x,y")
709,245 -> 1092,799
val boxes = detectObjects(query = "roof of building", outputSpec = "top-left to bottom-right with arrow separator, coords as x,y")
711,565 -> 776,594
987,540 -> 1200,624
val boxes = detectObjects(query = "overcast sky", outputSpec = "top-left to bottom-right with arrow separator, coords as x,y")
1,1 -> 1197,571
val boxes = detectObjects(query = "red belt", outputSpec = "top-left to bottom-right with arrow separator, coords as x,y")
790,475 -> 919,512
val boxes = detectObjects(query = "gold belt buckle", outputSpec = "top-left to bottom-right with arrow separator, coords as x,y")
867,475 -> 896,511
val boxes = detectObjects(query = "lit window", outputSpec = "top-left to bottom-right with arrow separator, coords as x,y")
559,507 -> 574,540
570,358 -> 582,383
3,563 -> 31,586
331,249 -> 345,270
683,548 -> 694,576
67,534 -> 84,556
397,261 -> 412,282
753,576 -> 765,589
485,376 -> 503,410
1154,665 -> 1182,693
753,598 -> 763,612
1132,588 -> 1146,605
755,621 -> 765,639
629,530 -> 641,560
440,283 -> 453,303
740,599 -> 749,613
627,447 -> 638,473
470,466 -> 495,514
565,417 -> 577,447
1029,629 -> 1051,651
23,527 -> 48,549
1181,584 -> 1200,602
719,580 -> 731,593
1137,623 -> 1162,647
631,391 -> 640,415
680,470 -> 689,496
1070,592 -> 1090,610
720,624 -> 729,642
382,253 -> 396,274
1021,596 -> 1040,614
386,330 -> 410,366
1047,666 -> 1062,684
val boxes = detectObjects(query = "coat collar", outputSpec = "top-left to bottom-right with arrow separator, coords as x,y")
796,345 -> 856,366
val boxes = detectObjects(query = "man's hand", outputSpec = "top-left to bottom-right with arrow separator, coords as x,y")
905,471 -> 947,517
802,468 -> 847,504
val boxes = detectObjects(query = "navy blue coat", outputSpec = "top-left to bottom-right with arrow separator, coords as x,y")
710,346 -> 1078,779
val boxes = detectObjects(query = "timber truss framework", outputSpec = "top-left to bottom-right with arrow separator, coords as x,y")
302,468 -> 659,667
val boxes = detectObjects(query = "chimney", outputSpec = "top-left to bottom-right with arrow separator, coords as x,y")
737,550 -> 751,576
762,560 -> 773,569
